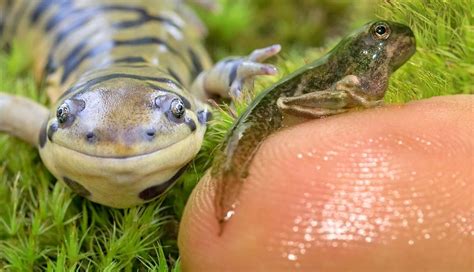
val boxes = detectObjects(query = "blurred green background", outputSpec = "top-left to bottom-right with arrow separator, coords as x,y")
196,0 -> 375,59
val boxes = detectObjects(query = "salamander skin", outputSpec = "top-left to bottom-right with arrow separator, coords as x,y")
213,21 -> 416,226
0,0 -> 279,208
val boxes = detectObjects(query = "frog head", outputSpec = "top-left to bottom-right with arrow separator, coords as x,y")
38,69 -> 209,208
335,20 -> 416,100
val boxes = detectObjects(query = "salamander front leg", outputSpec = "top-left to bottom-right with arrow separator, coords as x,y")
277,75 -> 384,118
191,44 -> 281,101
0,93 -> 49,146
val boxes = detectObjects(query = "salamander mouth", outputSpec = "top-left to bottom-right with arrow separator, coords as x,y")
65,134 -> 192,160
38,127 -> 204,205
37,104 -> 207,209
71,142 -> 179,160
51,132 -> 195,160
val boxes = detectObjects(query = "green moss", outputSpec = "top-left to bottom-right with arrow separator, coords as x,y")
0,0 -> 472,270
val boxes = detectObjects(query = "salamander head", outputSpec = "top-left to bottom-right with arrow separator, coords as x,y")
49,79 -> 200,158
38,72 -> 210,208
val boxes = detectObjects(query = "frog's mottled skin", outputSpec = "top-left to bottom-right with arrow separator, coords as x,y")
0,0 -> 279,208
213,21 -> 416,225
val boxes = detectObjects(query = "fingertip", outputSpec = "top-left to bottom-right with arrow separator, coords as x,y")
179,95 -> 473,271
179,171 -> 218,252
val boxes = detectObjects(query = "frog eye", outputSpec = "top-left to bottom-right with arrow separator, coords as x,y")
372,22 -> 391,40
56,103 -> 70,124
170,98 -> 186,119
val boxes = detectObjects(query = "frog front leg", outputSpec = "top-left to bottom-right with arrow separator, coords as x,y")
191,44 -> 281,101
277,75 -> 384,118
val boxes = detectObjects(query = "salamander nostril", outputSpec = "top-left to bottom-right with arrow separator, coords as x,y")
86,132 -> 95,142
146,129 -> 156,138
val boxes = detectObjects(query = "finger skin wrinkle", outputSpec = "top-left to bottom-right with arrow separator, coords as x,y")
179,95 -> 473,271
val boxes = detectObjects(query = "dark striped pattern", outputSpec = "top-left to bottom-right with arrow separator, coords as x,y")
228,61 -> 241,86
63,176 -> 91,197
45,5 -> 180,31
45,5 -> 182,74
1,0 -> 212,103
138,165 -> 188,200
114,56 -> 147,64
188,47 -> 204,77
38,120 -> 48,148
47,122 -> 58,142
60,73 -> 182,100
59,37 -> 181,83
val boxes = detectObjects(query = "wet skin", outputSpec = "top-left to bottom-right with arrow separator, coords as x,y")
213,20 -> 416,224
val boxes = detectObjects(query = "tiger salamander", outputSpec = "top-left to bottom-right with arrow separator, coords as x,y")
0,0 -> 280,208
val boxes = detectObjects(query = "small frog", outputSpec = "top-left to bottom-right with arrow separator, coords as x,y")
213,20 -> 416,226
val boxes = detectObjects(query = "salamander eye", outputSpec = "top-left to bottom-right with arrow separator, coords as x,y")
56,103 -> 70,124
170,98 -> 185,119
372,22 -> 391,40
